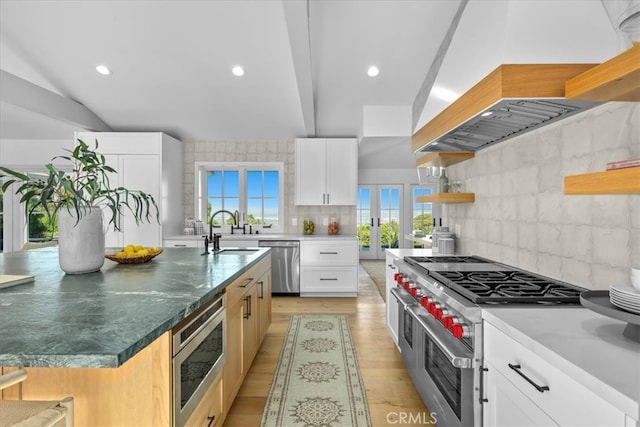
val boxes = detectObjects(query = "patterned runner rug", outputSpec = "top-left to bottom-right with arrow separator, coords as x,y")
261,314 -> 371,427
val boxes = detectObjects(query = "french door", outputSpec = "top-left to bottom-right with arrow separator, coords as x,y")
357,185 -> 402,260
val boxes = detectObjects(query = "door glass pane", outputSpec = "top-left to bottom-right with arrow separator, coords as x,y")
356,188 -> 371,254
379,187 -> 400,251
413,187 -> 433,248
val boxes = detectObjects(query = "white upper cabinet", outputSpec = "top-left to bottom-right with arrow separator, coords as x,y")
75,132 -> 183,247
295,138 -> 357,205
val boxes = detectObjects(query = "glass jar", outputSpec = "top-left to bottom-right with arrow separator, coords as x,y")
328,217 -> 339,235
303,218 -> 315,235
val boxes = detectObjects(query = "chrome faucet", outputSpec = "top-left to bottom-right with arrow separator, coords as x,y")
209,209 -> 238,240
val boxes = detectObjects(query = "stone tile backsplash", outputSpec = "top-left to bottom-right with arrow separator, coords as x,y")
182,139 -> 356,236
446,102 -> 640,290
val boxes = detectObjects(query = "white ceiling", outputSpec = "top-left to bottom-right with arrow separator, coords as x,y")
0,0 -> 627,170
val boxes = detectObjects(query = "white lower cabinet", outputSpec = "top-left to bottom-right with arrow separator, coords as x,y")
483,359 -> 558,426
483,321 -> 627,426
300,239 -> 357,296
385,251 -> 400,347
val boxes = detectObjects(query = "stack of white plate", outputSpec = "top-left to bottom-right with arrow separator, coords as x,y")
609,283 -> 640,314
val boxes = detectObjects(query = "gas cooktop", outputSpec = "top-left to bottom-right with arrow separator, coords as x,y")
403,255 -> 585,305
430,270 -> 585,304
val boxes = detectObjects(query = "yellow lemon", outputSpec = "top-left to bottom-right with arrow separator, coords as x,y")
124,245 -> 135,253
134,245 -> 144,251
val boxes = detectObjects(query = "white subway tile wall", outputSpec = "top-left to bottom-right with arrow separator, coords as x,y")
447,102 -> 640,290
182,139 -> 357,235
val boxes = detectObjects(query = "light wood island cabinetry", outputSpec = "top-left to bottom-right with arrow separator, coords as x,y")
222,255 -> 271,416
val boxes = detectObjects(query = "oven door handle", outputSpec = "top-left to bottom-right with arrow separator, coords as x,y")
390,287 -> 415,309
407,305 -> 473,369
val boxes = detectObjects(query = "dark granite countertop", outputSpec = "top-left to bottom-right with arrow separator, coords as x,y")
0,247 -> 269,368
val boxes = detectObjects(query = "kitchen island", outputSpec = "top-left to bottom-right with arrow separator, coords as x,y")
0,247 -> 271,426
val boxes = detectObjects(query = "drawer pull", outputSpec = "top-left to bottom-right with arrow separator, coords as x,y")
320,278 -> 338,281
240,277 -> 254,288
319,251 -> 338,255
508,363 -> 550,393
174,244 -> 187,247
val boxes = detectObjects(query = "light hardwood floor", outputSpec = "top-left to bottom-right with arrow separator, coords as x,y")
223,265 -> 431,427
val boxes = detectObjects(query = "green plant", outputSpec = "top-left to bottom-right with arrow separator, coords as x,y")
0,139 -> 159,231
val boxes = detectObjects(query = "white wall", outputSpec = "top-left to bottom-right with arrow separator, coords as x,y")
445,102 -> 640,290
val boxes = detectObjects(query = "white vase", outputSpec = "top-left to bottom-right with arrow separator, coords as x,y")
58,207 -> 105,274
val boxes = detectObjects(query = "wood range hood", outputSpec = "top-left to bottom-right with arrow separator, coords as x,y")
412,43 -> 640,154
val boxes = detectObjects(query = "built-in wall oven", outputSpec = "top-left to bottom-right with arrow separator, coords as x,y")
172,293 -> 226,427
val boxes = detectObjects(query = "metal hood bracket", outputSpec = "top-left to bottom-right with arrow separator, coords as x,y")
412,64 -> 601,153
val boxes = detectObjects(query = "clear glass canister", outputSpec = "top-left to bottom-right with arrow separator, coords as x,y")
303,217 -> 315,235
328,217 -> 339,235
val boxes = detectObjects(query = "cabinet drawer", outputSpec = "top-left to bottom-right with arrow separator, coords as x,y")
301,241 -> 357,265
300,267 -> 357,294
224,256 -> 270,305
484,322 -> 625,426
183,374 -> 223,427
164,239 -> 199,248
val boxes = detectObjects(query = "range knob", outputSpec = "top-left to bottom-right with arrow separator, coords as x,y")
442,315 -> 458,329
434,307 -> 449,321
402,280 -> 411,291
427,302 -> 441,315
419,295 -> 429,307
451,324 -> 470,339
395,274 -> 403,284
394,273 -> 400,282
409,286 -> 418,297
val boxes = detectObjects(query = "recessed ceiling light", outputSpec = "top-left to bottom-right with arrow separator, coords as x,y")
232,65 -> 245,77
96,65 -> 111,75
367,66 -> 380,77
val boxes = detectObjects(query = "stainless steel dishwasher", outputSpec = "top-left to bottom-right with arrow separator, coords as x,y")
258,240 -> 300,295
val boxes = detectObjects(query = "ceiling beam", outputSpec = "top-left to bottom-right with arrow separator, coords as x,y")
0,70 -> 111,133
282,0 -> 316,137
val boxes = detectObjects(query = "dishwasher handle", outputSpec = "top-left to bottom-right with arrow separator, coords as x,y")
258,240 -> 300,247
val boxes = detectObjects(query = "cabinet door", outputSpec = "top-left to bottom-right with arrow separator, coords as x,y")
183,375 -> 223,427
325,139 -> 357,205
385,253 -> 399,346
242,285 -> 259,371
223,297 -> 244,414
119,155 -> 161,247
483,361 -> 558,427
103,155 -> 161,247
256,270 -> 272,344
295,139 -> 326,205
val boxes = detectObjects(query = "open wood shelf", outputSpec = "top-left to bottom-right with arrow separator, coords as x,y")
565,42 -> 640,102
564,167 -> 640,195
416,152 -> 474,168
416,193 -> 475,203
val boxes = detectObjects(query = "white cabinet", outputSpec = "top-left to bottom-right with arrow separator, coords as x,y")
385,251 -> 400,348
75,132 -> 183,248
295,138 -> 357,205
483,321 -> 627,427
300,239 -> 358,296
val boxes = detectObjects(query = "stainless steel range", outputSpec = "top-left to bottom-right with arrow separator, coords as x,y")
390,255 -> 585,427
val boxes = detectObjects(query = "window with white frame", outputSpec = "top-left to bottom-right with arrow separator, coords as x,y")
195,162 -> 284,232
412,186 -> 434,248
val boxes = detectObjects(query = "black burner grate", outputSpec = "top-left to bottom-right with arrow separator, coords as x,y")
431,271 -> 585,304
405,255 -> 491,264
